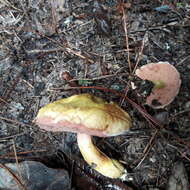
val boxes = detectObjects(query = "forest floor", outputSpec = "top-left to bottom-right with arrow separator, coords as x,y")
0,0 -> 190,190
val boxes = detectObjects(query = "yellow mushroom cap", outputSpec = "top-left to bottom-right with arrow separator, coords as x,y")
35,94 -> 132,137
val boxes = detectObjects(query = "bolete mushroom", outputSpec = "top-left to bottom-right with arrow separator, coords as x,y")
135,62 -> 181,109
35,93 -> 132,179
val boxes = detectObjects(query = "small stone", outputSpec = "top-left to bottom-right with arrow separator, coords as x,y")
0,161 -> 70,190
167,162 -> 189,190
184,101 -> 190,109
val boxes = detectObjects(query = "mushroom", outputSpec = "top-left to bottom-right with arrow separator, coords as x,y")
35,93 -> 132,178
135,62 -> 181,109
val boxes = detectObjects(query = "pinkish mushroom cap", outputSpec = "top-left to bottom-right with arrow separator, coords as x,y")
35,93 -> 132,137
135,62 -> 181,109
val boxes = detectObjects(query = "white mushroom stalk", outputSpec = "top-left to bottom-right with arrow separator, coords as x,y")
77,133 -> 126,179
152,80 -> 166,89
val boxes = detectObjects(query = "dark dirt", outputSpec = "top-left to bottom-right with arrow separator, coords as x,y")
0,0 -> 190,190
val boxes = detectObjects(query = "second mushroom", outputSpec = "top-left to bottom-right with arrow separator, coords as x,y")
35,93 -> 132,179
134,61 -> 181,109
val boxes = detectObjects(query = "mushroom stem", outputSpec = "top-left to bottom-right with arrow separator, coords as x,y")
152,80 -> 166,89
77,133 -> 126,178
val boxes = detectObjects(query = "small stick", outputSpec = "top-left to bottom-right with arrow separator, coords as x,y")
122,7 -> 131,73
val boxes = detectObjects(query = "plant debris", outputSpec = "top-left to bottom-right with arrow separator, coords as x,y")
0,0 -> 190,189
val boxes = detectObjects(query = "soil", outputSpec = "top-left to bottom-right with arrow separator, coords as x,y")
0,0 -> 190,190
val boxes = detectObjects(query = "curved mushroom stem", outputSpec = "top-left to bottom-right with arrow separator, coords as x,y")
77,133 -> 126,179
